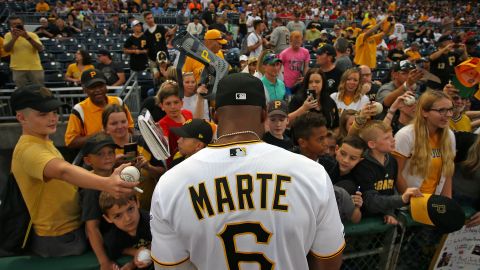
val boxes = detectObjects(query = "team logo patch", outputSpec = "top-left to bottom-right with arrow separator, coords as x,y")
235,93 -> 247,100
230,147 -> 246,157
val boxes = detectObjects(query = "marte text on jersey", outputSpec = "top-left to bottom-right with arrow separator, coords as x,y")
188,173 -> 292,220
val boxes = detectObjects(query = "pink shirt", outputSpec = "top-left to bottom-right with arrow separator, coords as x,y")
279,47 -> 310,88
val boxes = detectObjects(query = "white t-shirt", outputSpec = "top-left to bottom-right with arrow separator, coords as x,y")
247,32 -> 262,57
182,94 -> 209,120
330,93 -> 370,113
393,125 -> 456,194
246,15 -> 261,33
151,141 -> 345,269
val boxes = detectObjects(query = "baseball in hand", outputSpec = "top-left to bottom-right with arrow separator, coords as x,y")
372,102 -> 383,115
403,95 -> 416,106
120,166 -> 143,193
137,249 -> 152,264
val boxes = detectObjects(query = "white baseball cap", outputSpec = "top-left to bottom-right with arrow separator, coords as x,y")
239,55 -> 248,62
131,19 -> 142,28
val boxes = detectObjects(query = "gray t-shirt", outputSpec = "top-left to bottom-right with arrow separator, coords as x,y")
270,26 -> 290,54
286,21 -> 306,35
335,55 -> 353,74
376,81 -> 397,105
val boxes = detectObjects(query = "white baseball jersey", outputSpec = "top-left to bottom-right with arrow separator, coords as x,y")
151,141 -> 345,270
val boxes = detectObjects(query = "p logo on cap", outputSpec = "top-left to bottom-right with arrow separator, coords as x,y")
90,71 -> 96,78
410,194 -> 465,233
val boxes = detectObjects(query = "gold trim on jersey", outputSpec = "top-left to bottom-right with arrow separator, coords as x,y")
310,240 -> 346,259
151,254 -> 190,267
207,140 -> 262,148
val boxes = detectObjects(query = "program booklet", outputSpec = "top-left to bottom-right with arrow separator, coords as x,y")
137,109 -> 170,160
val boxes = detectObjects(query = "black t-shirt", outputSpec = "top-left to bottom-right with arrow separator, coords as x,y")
96,62 -> 123,86
387,48 -> 406,62
289,89 -> 340,130
208,23 -> 227,34
124,34 -> 149,71
202,10 -> 216,26
262,132 -> 293,150
79,189 -> 112,233
34,25 -> 57,38
104,209 -> 151,259
429,50 -> 461,88
323,66 -> 343,96
51,26 -> 75,38
144,25 -> 169,62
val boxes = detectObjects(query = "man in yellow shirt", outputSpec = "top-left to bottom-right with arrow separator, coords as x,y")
11,84 -> 137,257
182,29 -> 227,83
65,69 -> 134,148
3,16 -> 44,87
354,17 -> 393,69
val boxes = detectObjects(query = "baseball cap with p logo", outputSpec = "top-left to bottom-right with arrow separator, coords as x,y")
267,100 -> 288,116
81,69 -> 107,88
410,194 -> 465,233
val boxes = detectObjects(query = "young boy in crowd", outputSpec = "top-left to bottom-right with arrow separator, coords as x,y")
319,135 -> 366,223
354,121 -> 422,224
170,119 -> 214,168
10,84 -> 136,257
80,133 -> 118,269
263,100 -> 293,150
291,112 -> 362,223
100,192 -> 152,269
157,81 -> 193,167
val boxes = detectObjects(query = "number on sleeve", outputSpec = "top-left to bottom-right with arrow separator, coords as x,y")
218,222 -> 274,270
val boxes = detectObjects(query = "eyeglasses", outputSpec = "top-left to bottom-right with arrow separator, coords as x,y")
429,107 -> 454,116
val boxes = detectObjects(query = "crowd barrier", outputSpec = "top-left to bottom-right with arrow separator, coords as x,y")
0,207 -> 475,270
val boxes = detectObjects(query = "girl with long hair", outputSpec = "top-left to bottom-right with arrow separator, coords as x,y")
65,49 -> 94,85
330,68 -> 369,112
181,72 -> 209,120
288,68 -> 339,129
393,90 -> 455,197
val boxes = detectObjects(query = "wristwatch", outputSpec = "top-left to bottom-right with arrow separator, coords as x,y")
355,114 -> 367,126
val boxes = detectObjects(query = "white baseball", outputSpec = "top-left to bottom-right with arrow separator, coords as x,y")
137,249 -> 152,264
120,166 -> 140,182
372,102 -> 383,115
403,95 -> 416,106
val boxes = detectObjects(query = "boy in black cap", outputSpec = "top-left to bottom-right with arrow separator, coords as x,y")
150,73 -> 345,269
95,49 -> 126,86
80,133 -> 119,269
65,69 -> 134,148
169,119 -> 214,168
263,100 -> 293,150
123,19 -> 148,72
10,84 -> 137,257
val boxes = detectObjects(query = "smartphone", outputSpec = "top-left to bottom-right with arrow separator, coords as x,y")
387,16 -> 393,22
15,24 -> 24,30
307,89 -> 316,99
123,142 -> 138,161
415,61 -> 424,70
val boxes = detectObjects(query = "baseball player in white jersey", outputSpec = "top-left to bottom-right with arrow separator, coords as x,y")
150,73 -> 345,270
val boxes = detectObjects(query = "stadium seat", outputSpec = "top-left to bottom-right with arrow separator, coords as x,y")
44,73 -> 67,87
42,61 -> 62,72
55,52 -> 75,63
67,44 -> 86,53
309,59 -> 316,68
310,52 -> 317,59
39,52 -> 53,63
85,37 -> 97,45
111,43 -> 124,52
41,39 -> 58,46
47,44 -> 67,54
88,44 -> 106,52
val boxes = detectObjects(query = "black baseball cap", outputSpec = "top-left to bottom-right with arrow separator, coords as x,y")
267,100 -> 288,116
410,194 -> 465,233
81,69 -> 107,88
82,133 -> 118,155
11,84 -> 66,112
215,73 -> 266,109
170,119 -> 213,144
317,44 -> 336,56
392,60 -> 415,72
97,49 -> 111,58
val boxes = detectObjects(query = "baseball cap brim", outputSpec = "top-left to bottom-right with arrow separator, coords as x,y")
216,38 -> 227,45
410,194 -> 434,226
268,109 -> 287,116
264,58 -> 282,65
84,78 -> 107,88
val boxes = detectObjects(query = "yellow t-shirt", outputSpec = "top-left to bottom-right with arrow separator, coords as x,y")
4,32 -> 43,71
12,135 -> 81,236
182,50 -> 225,83
449,114 -> 472,132
66,63 -> 95,80
388,2 -> 397,12
420,134 -> 443,194
361,17 -> 376,27
354,32 -> 384,69
65,96 -> 134,146
36,2 -> 50,12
